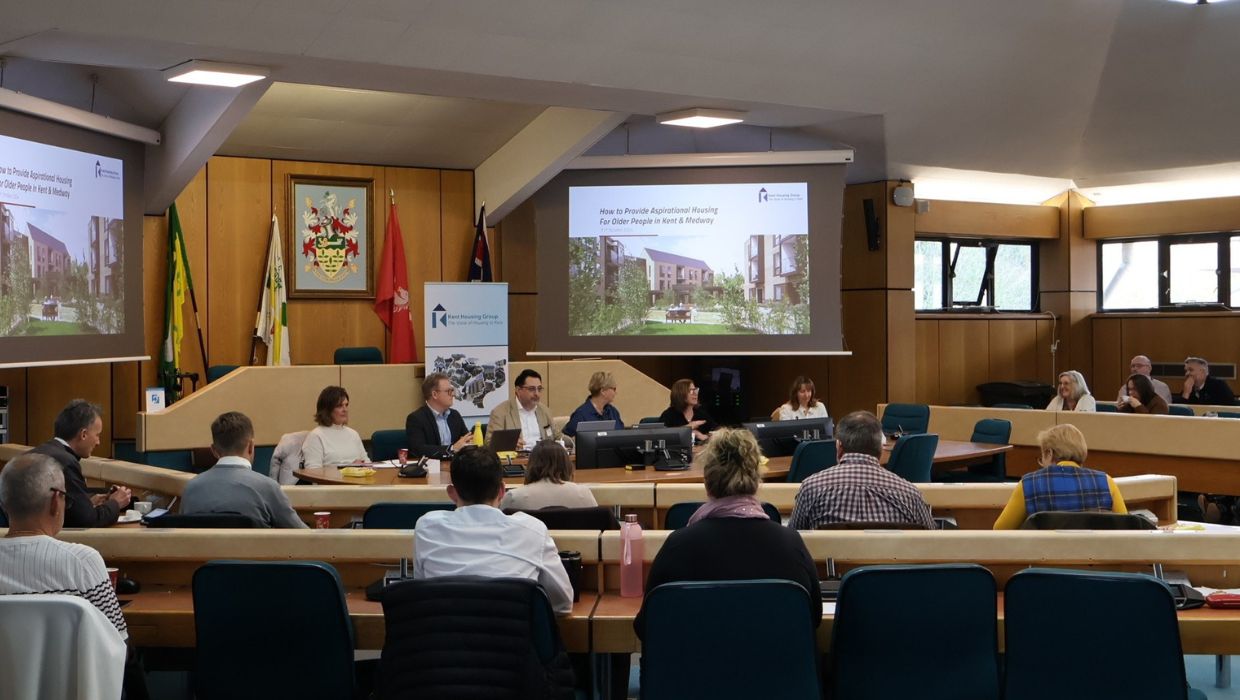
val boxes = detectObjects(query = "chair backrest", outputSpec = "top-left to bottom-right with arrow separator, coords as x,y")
1168,404 -> 1194,417
192,561 -> 355,700
641,580 -> 820,700
886,433 -> 940,483
1094,402 -> 1118,413
787,438 -> 837,483
663,501 -> 782,529
370,429 -> 410,461
150,513 -> 260,528
205,364 -> 239,383
113,440 -> 195,472
270,430 -> 311,484
0,594 -> 127,700
833,564 -> 998,700
1004,568 -> 1190,700
378,576 -> 574,700
333,346 -> 383,365
251,445 -> 275,478
1020,510 -> 1157,530
1218,411 -> 1240,418
362,502 -> 455,529
992,403 -> 1033,409
881,403 -> 930,435
639,416 -> 664,424
517,506 -> 620,530
967,418 -> 1011,478
815,520 -> 930,530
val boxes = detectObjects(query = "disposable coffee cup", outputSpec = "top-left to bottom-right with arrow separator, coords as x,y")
314,511 -> 331,529
134,501 -> 153,515
558,550 -> 583,603
106,567 -> 119,590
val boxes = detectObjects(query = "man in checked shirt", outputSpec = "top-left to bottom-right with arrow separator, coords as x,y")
788,411 -> 935,530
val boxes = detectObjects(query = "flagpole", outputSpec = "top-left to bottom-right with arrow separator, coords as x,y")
249,211 -> 274,365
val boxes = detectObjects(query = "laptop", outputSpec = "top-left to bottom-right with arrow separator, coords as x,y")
576,419 -> 617,434
489,428 -> 522,453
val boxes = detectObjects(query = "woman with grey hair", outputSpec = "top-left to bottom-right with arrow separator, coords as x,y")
1046,370 -> 1096,412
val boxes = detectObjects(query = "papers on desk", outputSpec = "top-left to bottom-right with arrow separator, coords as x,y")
823,602 -> 837,615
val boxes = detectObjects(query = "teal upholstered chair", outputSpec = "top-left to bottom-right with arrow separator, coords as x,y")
363,502 -> 455,529
1095,402 -> 1118,413
886,433 -> 939,483
786,438 -> 837,483
370,429 -> 409,461
662,501 -> 781,529
935,419 -> 1010,483
1168,405 -> 1194,417
880,404 -> 930,435
333,346 -> 383,365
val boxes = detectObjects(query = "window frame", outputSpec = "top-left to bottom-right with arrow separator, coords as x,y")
1096,231 -> 1235,312
915,236 -> 1039,313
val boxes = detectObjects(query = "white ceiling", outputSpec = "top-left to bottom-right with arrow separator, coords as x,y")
3,0 -> 1240,190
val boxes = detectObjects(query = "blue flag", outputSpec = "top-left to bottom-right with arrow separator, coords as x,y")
468,205 -> 493,282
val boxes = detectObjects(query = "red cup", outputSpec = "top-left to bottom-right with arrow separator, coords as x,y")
314,511 -> 331,529
106,567 -> 119,590
397,448 -> 408,466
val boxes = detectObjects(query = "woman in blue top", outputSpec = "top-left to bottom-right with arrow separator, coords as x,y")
563,371 -> 623,437
994,423 -> 1127,529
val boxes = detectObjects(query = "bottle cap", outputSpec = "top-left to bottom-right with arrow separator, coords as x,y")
625,514 -> 638,523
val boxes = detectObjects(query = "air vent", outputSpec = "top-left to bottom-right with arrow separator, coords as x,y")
1152,362 -> 1236,381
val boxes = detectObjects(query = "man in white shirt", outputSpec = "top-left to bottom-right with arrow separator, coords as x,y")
485,369 -> 567,450
1116,355 -> 1173,405
413,445 -> 574,615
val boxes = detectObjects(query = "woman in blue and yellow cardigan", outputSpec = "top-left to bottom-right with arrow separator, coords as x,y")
993,423 -> 1127,529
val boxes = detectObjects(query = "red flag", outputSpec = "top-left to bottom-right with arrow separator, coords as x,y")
374,202 -> 417,363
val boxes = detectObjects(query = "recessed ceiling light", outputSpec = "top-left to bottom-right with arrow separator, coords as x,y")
656,108 -> 746,129
163,60 -> 268,87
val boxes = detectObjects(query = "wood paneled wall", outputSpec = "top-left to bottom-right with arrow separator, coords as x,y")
915,317 -> 1057,405
4,157 -> 476,450
1092,313 -> 1240,400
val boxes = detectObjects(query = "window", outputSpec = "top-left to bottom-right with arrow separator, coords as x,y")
1097,233 -> 1235,310
914,237 -> 1037,312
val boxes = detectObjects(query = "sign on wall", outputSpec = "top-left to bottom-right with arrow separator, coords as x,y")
423,282 -> 509,421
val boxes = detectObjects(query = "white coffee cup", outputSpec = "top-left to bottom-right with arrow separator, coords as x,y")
133,501 -> 153,515
126,509 -> 140,519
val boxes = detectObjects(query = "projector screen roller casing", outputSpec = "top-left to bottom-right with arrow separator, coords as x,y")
534,165 -> 847,355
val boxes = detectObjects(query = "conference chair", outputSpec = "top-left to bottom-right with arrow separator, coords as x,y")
205,364 -> 238,383
377,576 -> 575,699
514,505 -> 620,530
1019,511 -> 1157,530
362,502 -> 454,529
640,580 -> 820,700
832,564 -> 998,700
816,520 -> 931,530
935,418 -> 1011,483
113,440 -> 195,472
992,402 -> 1033,409
886,433 -> 939,483
0,507 -> 7,528
1095,402 -> 1119,413
786,438 -> 837,483
639,416 -> 663,424
880,403 -> 930,436
662,501 -> 781,529
1004,568 -> 1205,700
0,594 -> 127,700
251,444 -> 275,478
192,561 -> 355,700
370,429 -> 409,461
333,346 -> 383,365
1168,404 -> 1195,417
1218,411 -> 1240,419
148,513 -> 260,528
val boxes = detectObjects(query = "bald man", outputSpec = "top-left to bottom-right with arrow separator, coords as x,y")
1116,355 -> 1172,405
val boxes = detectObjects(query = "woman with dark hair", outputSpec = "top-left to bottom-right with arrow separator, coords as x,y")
658,378 -> 717,441
1118,373 -> 1170,415
634,428 -> 820,638
775,375 -> 829,420
500,442 -> 598,510
300,385 -> 368,468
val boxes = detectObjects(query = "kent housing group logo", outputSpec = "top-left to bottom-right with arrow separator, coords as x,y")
431,303 -> 448,328
757,185 -> 804,203
94,160 -> 121,181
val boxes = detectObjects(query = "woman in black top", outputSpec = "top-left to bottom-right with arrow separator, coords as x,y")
657,378 -> 718,442
634,428 -> 821,638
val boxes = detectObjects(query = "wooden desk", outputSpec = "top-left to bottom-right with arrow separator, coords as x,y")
120,586 -> 595,651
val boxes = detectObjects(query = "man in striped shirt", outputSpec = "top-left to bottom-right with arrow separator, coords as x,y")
788,411 -> 935,530
0,453 -> 128,639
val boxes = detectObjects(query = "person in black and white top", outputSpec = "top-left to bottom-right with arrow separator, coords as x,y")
0,453 -> 128,639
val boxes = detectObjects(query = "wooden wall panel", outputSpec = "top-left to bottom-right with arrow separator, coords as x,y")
498,198 -> 537,294
987,320 -> 1038,382
1110,315 -> 1240,395
0,368 -> 28,444
1084,195 -> 1240,239
140,216 -> 166,426
206,157 -> 271,366
508,294 -> 539,362
915,320 -> 940,404
885,183 -> 916,290
828,290 -> 888,416
174,170 -> 209,390
916,200 -> 1060,239
1091,316 -> 1124,400
440,170 -> 475,282
840,183 -> 889,290
385,167 -> 442,362
886,290 -> 916,402
937,320 -> 990,405
111,362 -> 138,440
26,364 -> 112,448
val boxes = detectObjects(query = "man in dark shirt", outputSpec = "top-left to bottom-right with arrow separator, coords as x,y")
406,372 -> 472,459
1176,356 -> 1236,406
28,400 -> 131,528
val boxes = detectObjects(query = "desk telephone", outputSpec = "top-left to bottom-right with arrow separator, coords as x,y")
398,456 -> 429,478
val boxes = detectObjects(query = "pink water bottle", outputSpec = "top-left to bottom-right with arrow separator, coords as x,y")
620,513 -> 644,598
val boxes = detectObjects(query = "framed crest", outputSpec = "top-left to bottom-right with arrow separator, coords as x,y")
287,175 -> 375,298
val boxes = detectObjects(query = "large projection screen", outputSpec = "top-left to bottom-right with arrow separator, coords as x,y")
534,165 -> 847,355
0,108 -> 145,367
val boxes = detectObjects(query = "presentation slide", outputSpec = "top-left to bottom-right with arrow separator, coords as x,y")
568,182 -> 809,337
0,134 -> 125,337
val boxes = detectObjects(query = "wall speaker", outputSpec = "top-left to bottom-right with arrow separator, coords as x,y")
863,198 -> 881,251
893,185 -> 914,207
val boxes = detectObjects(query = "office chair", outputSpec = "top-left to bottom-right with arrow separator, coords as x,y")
880,403 -> 930,435
333,346 -> 383,365
886,433 -> 939,483
362,502 -> 454,529
786,438 -> 837,483
662,501 -> 781,529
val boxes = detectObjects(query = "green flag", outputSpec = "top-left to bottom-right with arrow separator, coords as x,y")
159,204 -> 194,401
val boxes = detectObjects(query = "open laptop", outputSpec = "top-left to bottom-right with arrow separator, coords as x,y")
489,428 -> 522,453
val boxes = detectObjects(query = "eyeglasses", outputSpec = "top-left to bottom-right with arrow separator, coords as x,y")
50,487 -> 67,498
520,385 -> 544,393
436,386 -> 456,396
689,387 -> 699,393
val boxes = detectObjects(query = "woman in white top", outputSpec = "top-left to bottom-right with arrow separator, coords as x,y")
300,385 -> 369,468
775,375 -> 829,421
500,442 -> 598,511
1046,370 -> 1097,412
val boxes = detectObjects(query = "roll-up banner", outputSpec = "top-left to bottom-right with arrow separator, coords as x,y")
423,282 -> 509,421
